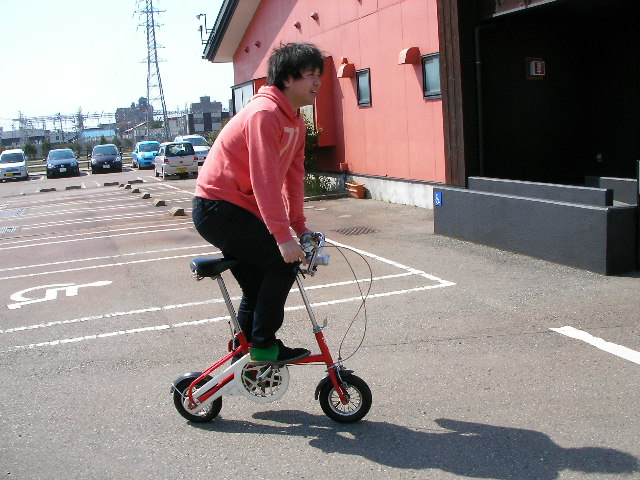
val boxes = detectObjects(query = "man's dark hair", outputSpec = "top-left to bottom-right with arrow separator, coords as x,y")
267,43 -> 324,90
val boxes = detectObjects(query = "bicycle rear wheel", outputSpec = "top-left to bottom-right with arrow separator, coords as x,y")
172,374 -> 222,423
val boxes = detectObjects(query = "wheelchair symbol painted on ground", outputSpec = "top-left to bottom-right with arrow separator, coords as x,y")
7,281 -> 113,310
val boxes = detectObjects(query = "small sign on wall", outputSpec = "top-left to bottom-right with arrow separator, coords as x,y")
527,57 -> 545,80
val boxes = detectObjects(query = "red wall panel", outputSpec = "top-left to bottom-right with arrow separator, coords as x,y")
229,0 -> 446,183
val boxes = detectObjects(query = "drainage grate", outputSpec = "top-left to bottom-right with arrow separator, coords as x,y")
0,208 -> 27,218
0,226 -> 20,234
333,226 -> 377,236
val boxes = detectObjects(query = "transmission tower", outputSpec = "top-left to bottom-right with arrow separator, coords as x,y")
139,0 -> 170,140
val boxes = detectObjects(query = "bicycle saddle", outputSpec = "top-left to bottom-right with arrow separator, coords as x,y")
190,257 -> 240,277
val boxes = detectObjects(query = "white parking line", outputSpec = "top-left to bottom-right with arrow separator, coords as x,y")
0,223 -> 192,251
1,240 -> 455,352
550,326 -> 640,365
0,244 -> 216,280
20,211 -> 174,231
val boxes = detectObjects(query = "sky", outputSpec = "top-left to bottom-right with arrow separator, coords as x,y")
0,0 -> 234,131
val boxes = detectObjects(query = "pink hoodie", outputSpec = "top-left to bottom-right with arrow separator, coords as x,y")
194,86 -> 307,245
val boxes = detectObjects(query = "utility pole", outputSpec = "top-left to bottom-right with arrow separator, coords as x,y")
139,0 -> 170,141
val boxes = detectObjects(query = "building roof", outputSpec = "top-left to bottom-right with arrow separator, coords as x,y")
202,0 -> 261,63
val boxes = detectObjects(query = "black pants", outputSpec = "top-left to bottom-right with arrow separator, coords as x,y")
191,197 -> 298,349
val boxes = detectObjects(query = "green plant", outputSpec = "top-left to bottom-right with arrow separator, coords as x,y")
41,140 -> 53,158
71,141 -> 82,156
23,142 -> 37,159
303,114 -> 321,171
304,173 -> 335,196
205,118 -> 230,145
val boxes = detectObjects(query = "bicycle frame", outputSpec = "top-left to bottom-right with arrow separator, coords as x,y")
182,234 -> 349,414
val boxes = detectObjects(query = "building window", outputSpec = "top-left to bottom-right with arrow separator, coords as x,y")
356,69 -> 371,107
422,53 -> 441,98
232,81 -> 254,115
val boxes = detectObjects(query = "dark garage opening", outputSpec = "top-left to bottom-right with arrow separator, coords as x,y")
477,1 -> 640,185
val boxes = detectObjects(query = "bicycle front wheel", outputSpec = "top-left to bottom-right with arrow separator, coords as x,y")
318,374 -> 372,423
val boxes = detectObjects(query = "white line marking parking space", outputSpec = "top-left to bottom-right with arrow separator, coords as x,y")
1,239 -> 455,352
551,326 -> 640,365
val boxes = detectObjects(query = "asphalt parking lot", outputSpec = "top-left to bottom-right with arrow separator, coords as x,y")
0,170 -> 638,480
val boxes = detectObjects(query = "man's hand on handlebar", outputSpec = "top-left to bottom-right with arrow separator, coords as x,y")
279,238 -> 307,264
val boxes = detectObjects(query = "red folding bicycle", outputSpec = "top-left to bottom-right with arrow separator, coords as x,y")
171,232 -> 372,423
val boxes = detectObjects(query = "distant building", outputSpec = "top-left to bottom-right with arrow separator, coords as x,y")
181,96 -> 223,135
167,116 -> 187,139
80,127 -> 117,142
115,97 -> 153,134
0,129 -> 47,148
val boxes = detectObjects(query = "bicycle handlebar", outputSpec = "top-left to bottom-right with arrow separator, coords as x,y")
299,231 -> 329,275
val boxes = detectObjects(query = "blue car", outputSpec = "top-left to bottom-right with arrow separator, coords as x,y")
132,141 -> 160,169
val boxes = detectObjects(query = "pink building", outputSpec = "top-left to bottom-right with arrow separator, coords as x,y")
203,0 -> 640,208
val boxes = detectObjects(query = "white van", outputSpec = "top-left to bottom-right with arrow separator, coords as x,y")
154,142 -> 199,179
174,134 -> 209,165
0,149 -> 29,181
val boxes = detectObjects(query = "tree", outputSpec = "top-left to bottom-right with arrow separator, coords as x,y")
23,143 -> 37,160
205,118 -> 230,145
99,136 -> 107,145
71,142 -> 82,156
41,140 -> 53,158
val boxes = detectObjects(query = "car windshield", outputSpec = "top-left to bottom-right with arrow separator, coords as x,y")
166,143 -> 195,157
139,142 -> 160,152
0,153 -> 24,164
49,149 -> 75,160
185,137 -> 208,147
93,145 -> 118,156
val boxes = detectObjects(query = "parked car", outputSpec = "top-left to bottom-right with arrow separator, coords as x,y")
90,144 -> 122,174
46,148 -> 80,178
154,142 -> 198,179
132,141 -> 160,169
174,134 -> 209,165
0,149 -> 29,181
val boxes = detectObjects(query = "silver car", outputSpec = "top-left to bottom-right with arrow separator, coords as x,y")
0,149 -> 29,181
154,142 -> 198,179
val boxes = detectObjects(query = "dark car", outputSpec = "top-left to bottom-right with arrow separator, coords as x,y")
46,148 -> 80,178
90,144 -> 122,174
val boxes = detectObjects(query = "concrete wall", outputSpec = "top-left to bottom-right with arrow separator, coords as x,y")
585,176 -> 638,205
433,186 -> 637,275
468,177 -> 613,207
348,175 -> 436,209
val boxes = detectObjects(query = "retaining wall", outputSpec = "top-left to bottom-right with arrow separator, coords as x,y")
434,181 -> 638,275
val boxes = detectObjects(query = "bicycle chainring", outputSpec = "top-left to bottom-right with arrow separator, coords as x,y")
239,364 -> 290,404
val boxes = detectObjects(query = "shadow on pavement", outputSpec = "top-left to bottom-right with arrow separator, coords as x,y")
193,411 -> 638,479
